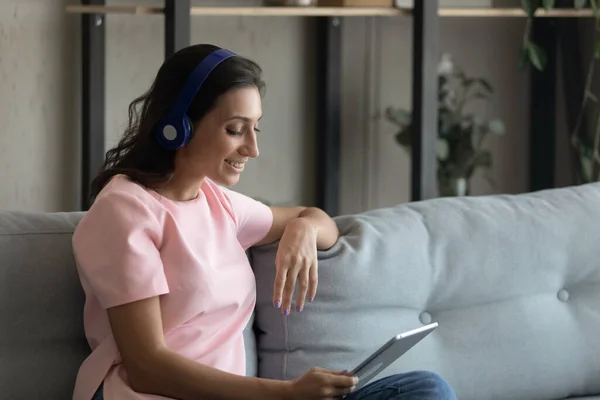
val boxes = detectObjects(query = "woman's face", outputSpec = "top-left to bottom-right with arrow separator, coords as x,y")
176,86 -> 262,187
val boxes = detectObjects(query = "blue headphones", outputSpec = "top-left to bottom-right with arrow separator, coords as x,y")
154,48 -> 237,150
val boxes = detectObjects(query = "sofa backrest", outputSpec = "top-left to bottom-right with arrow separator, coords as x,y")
4,183 -> 600,400
250,183 -> 600,400
0,211 -> 88,398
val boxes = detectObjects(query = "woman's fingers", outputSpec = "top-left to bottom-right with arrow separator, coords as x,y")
273,254 -> 319,316
272,260 -> 286,310
274,253 -> 301,315
308,261 -> 318,303
282,266 -> 298,315
327,372 -> 359,397
295,266 -> 310,312
330,372 -> 358,387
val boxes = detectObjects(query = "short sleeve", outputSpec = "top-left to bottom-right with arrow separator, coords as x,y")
72,190 -> 169,309
220,187 -> 274,250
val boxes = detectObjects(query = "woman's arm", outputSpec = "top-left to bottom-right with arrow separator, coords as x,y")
107,296 -> 289,400
253,206 -> 340,314
107,296 -> 356,400
255,206 -> 339,250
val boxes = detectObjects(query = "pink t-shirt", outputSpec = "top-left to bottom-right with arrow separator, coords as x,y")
71,175 -> 273,400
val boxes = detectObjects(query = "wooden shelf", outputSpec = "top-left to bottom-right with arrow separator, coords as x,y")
65,5 -> 163,15
65,5 -> 407,16
189,6 -> 406,16
65,4 -> 595,18
439,8 -> 595,17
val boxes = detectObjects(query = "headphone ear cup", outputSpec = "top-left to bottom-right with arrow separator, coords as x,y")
183,116 -> 194,144
154,49 -> 236,150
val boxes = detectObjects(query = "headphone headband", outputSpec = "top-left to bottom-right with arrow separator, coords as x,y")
155,48 -> 237,150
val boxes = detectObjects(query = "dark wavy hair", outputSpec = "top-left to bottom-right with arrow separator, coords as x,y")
90,44 -> 266,200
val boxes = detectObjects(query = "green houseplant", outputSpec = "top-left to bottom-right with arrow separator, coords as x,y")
385,54 -> 506,197
520,0 -> 600,183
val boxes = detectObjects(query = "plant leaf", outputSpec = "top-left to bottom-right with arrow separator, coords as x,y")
437,139 -> 450,161
439,113 -> 455,136
581,153 -> 593,182
488,119 -> 506,134
527,42 -> 547,71
480,79 -> 493,93
543,0 -> 555,9
394,129 -> 412,148
466,91 -> 487,101
386,107 -> 412,126
574,0 -> 587,9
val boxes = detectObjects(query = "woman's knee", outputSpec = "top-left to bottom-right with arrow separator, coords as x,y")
409,370 -> 456,399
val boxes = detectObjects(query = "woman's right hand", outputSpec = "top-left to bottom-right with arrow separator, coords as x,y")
286,367 -> 358,399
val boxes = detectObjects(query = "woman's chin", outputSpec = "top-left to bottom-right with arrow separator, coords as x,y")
210,173 -> 241,187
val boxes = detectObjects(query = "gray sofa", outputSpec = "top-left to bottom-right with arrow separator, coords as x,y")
2,183 -> 600,400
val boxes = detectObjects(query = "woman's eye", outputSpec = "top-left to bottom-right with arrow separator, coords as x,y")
226,128 -> 242,136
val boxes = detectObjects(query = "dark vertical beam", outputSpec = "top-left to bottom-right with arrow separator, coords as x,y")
558,18 -> 587,185
411,0 -> 439,201
165,0 -> 191,59
315,17 -> 341,216
81,0 -> 105,210
529,18 -> 558,191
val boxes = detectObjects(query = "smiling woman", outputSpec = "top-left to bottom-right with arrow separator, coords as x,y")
168,85 -> 263,194
72,44 -> 456,400
89,45 -> 266,201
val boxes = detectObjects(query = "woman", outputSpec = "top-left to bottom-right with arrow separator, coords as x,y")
72,43 -> 456,400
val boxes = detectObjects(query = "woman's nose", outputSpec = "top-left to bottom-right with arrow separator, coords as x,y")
241,133 -> 259,158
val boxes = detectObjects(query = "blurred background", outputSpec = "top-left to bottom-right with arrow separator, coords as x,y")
0,0 -> 595,215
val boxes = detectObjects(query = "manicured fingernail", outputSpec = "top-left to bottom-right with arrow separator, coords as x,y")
309,297 -> 314,302
297,306 -> 303,312
274,301 -> 281,309
283,308 -> 290,316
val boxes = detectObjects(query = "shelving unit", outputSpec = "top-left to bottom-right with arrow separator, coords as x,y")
65,5 -> 595,17
66,0 -> 435,214
66,1 -> 593,214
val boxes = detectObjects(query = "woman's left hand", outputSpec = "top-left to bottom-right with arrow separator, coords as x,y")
272,218 -> 318,315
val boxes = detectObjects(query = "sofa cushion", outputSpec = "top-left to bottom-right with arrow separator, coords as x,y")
0,211 -> 88,399
250,183 -> 600,400
568,397 -> 600,399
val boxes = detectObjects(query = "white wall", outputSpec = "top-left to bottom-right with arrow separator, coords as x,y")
0,0 -> 80,211
0,0 -> 552,214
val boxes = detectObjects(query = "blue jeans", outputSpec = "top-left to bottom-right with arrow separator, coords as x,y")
91,383 -> 103,400
346,371 -> 456,400
90,371 -> 455,400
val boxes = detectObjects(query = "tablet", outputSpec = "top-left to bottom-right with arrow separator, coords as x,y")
348,322 -> 438,391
